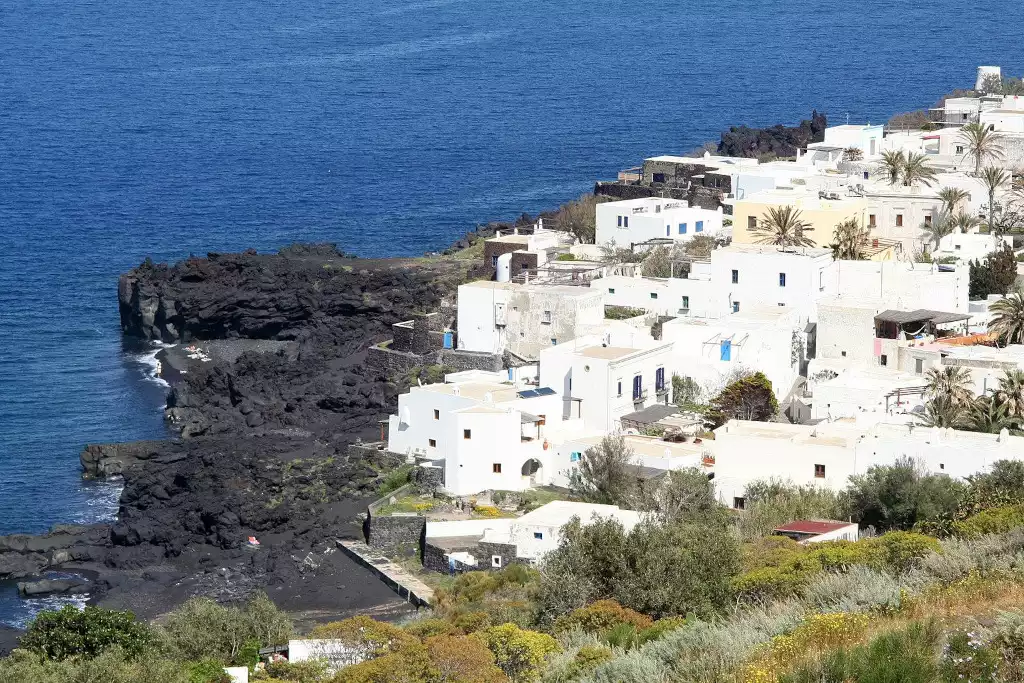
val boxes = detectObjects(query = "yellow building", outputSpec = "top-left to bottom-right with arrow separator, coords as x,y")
731,188 -> 897,261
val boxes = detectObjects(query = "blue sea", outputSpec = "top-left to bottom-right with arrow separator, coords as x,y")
1,0 -> 1022,625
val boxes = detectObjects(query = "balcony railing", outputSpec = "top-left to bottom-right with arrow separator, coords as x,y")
633,388 -> 648,402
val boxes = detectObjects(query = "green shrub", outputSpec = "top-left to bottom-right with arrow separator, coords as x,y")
261,659 -> 330,682
941,627 -> 999,682
636,617 -> 688,645
377,464 -> 413,496
161,593 -> 292,665
953,504 -> 1024,538
20,605 -> 152,662
477,623 -> 560,682
404,618 -> 459,638
565,645 -> 613,679
862,531 -> 942,572
554,600 -> 653,635
188,659 -> 232,683
732,566 -> 810,602
555,253 -> 577,262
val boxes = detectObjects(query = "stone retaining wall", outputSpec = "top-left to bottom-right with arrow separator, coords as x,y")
439,349 -> 503,372
366,345 -> 424,373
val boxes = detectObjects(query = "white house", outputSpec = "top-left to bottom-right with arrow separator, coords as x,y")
831,260 -> 970,314
660,307 -> 806,400
933,232 -> 1012,263
456,281 -> 605,360
814,124 -> 884,159
774,520 -> 859,544
386,379 -> 588,496
550,433 -> 709,488
593,244 -> 837,322
711,419 -> 1024,509
424,501 -> 643,569
810,367 -> 927,422
539,335 -> 674,432
595,197 -> 724,247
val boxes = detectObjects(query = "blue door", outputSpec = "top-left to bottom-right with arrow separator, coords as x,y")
720,340 -> 732,361
443,332 -> 453,349
632,375 -> 642,400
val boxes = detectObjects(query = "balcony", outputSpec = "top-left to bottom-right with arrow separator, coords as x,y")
632,388 -> 649,404
655,384 -> 669,397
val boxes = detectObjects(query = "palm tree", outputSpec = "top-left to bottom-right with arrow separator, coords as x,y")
753,206 -> 815,250
919,209 -> 953,252
949,211 -> 982,234
996,369 -> 1024,419
989,289 -> 1024,346
830,218 -> 869,260
981,166 -> 1011,232
900,152 -> 938,187
877,150 -> 905,185
959,122 -> 1005,175
919,395 -> 968,429
938,187 -> 970,215
924,366 -> 975,408
966,395 -> 1018,434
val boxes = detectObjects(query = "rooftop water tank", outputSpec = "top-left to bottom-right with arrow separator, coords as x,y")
496,252 -> 513,282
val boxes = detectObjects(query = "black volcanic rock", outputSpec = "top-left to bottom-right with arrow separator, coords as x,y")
0,525 -> 109,580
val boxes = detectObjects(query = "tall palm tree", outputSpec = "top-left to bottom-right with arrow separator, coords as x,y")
753,206 -> 815,250
989,289 -> 1024,346
924,365 -> 975,407
901,152 -> 938,187
966,395 -> 1018,434
877,150 -> 905,185
919,394 -> 968,429
949,211 -> 982,234
959,122 -> 1005,175
919,209 -> 953,252
981,166 -> 1011,232
938,187 -> 970,215
830,218 -> 869,260
996,369 -> 1024,419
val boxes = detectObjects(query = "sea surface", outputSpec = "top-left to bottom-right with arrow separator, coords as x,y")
1,0 -> 1023,625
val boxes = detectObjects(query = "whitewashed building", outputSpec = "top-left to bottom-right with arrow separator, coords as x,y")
386,380 -> 589,496
660,307 -> 807,400
711,419 -> 1024,509
538,335 -> 674,432
549,433 -> 709,488
595,197 -> 724,247
456,281 -> 605,360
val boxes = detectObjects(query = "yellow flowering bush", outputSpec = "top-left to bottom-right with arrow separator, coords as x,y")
742,612 -> 868,683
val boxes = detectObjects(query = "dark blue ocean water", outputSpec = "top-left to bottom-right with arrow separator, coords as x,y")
1,0 -> 1022,624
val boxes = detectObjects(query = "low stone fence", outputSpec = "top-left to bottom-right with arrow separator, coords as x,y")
363,483 -> 426,557
366,345 -> 424,373
439,349 -> 502,372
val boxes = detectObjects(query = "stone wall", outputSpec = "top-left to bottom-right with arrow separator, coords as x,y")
423,540 -> 449,573
483,241 -> 524,278
477,541 -> 525,570
366,345 -> 424,373
641,158 -> 707,186
439,349 -> 503,372
364,514 -> 425,558
510,252 -> 538,280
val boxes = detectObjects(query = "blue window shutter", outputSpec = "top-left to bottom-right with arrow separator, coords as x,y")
696,221 -> 703,232
720,340 -> 732,361
443,332 -> 453,349
632,375 -> 642,400
779,272 -> 786,287
666,225 -> 670,236
617,215 -> 622,227
679,223 -> 686,234
624,216 -> 629,228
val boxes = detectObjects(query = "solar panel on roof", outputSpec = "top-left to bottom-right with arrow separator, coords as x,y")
534,387 -> 556,396
517,389 -> 538,398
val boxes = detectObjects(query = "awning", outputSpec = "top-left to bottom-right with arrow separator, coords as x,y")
874,309 -> 971,325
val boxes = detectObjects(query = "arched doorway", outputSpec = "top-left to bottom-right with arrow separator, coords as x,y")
521,459 -> 543,486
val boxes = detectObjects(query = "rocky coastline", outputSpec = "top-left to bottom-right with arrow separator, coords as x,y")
0,241 -> 487,631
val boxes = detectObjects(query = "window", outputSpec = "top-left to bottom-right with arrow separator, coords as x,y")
779,272 -> 786,287
617,380 -> 622,397
915,358 -> 924,374
608,287 -> 615,294
429,438 -> 437,448
732,301 -> 740,313
880,354 -> 887,366
678,222 -> 687,234
491,555 -> 502,568
653,173 -> 666,183
655,367 -> 665,391
655,204 -> 662,213
720,340 -> 732,361
666,225 -> 670,237
493,463 -> 502,473
733,497 -> 746,510
433,409 -> 440,420
551,338 -> 557,345
617,216 -> 623,227
464,429 -> 472,439
650,292 -> 658,300
537,415 -> 546,426
681,295 -> 690,311
696,220 -> 704,232
632,375 -> 643,401
841,351 -> 847,357
940,463 -> 945,470
869,214 -> 877,227
623,216 -> 629,228
731,269 -> 739,284
814,464 -> 826,478
747,216 -> 757,230
955,245 -> 961,251
896,213 -> 904,227
956,145 -> 965,155
924,214 -> 933,226
542,310 -> 552,324
534,532 -> 543,540
570,451 -> 581,462
491,255 -> 498,267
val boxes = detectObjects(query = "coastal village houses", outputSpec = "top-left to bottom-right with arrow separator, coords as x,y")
373,68 -> 1024,575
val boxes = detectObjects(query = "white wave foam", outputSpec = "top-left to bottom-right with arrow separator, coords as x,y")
134,342 -> 173,388
3,593 -> 90,630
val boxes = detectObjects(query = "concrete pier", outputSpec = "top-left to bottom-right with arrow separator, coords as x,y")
336,539 -> 435,608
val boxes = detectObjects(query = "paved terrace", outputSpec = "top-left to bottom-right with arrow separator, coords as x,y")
336,539 -> 435,608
